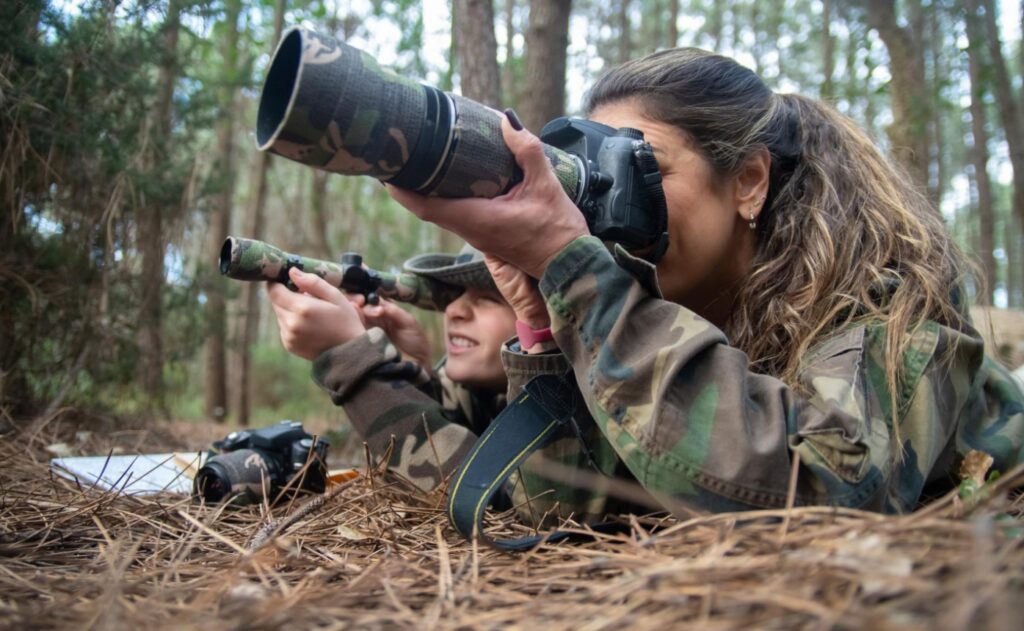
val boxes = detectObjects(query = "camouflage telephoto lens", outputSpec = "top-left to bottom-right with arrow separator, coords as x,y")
257,27 -> 583,200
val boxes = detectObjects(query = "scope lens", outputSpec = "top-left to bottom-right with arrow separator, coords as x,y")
219,238 -> 234,275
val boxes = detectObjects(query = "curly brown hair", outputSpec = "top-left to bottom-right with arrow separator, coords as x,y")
585,48 -> 970,422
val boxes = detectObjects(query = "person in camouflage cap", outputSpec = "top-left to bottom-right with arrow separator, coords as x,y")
387,46 -> 1024,521
267,242 -> 559,494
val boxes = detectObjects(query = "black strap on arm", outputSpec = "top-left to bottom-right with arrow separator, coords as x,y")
446,372 -> 583,551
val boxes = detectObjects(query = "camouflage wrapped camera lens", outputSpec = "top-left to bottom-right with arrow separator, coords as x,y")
256,27 -> 584,200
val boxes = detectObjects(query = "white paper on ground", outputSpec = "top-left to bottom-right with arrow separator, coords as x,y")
50,452 -> 207,495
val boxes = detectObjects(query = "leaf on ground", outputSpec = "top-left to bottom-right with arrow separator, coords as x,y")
958,450 -> 994,487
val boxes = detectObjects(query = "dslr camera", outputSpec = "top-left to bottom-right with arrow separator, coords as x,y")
194,420 -> 329,504
257,28 -> 669,260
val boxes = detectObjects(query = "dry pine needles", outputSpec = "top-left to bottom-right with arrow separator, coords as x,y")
0,420 -> 1021,631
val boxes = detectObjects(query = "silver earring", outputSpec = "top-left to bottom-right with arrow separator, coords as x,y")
748,196 -> 765,230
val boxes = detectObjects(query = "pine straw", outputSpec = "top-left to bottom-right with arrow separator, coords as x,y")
1,423 -> 1022,631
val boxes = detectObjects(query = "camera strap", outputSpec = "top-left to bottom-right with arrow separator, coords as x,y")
446,371 -> 595,551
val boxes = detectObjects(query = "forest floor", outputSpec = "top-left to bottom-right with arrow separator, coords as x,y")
0,412 -> 1022,630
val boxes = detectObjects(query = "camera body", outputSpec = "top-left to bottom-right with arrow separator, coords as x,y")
540,117 -> 669,257
194,420 -> 329,504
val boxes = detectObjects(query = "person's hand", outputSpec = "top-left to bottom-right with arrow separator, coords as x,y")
484,254 -> 549,329
266,268 -> 367,360
387,112 -> 589,279
358,296 -> 433,370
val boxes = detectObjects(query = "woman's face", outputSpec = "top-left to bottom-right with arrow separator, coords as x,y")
589,100 -> 760,325
443,287 -> 516,390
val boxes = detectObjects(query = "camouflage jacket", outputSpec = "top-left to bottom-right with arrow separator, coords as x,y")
505,236 -> 1024,520
311,327 -> 507,491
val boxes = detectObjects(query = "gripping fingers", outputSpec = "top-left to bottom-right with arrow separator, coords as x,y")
500,115 -> 550,185
289,268 -> 345,305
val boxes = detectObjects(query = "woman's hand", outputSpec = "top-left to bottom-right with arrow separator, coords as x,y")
484,254 -> 549,329
387,112 -> 589,279
267,268 -> 367,361
358,296 -> 433,370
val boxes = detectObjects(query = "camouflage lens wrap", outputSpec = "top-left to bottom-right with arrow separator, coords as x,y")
220,237 -> 347,286
258,28 -> 425,179
543,145 -> 584,204
425,94 -> 511,198
220,237 -> 460,311
257,28 -> 583,201
428,95 -> 583,200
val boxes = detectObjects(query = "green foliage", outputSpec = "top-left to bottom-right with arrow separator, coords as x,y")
165,342 -> 348,427
248,344 -> 348,425
1,0 -> 216,416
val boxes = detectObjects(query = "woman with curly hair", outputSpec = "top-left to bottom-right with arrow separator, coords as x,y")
390,47 -> 1024,516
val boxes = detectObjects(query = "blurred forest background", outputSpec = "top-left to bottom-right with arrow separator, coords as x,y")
2,0 -> 1023,432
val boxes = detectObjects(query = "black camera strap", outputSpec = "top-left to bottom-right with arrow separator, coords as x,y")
446,371 -> 597,551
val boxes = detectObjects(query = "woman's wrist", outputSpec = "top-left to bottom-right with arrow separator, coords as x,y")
513,300 -> 550,330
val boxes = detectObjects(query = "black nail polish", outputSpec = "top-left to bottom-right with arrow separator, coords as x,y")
504,108 -> 524,131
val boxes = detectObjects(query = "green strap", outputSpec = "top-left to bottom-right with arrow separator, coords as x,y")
446,372 -> 582,551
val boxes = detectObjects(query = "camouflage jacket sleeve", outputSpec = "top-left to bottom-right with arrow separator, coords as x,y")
525,236 -> 1024,514
311,327 -> 481,492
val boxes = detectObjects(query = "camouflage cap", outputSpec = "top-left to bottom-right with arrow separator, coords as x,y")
403,242 -> 497,292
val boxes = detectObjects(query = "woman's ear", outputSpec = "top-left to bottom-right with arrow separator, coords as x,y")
733,148 -> 771,224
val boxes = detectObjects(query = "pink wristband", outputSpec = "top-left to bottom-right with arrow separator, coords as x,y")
516,320 -> 554,348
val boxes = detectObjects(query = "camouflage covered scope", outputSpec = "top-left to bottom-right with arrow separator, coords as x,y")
256,28 -> 669,254
219,236 -> 461,311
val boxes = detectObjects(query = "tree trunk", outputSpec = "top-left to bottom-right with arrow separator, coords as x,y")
519,0 -> 572,133
233,0 -> 285,426
443,0 -> 458,92
455,0 -> 501,107
138,0 -> 181,412
1008,216 -> 1023,307
204,0 -> 241,423
862,34 -> 879,136
616,0 -> 631,66
767,4 -> 784,80
640,0 -> 661,54
927,7 -> 946,210
862,0 -> 931,189
305,171 -> 329,259
965,1 -> 997,304
750,3 -> 763,76
707,0 -> 724,49
659,0 -> 675,48
501,0 -> 517,108
821,0 -> 835,101
666,0 -> 678,48
979,0 -> 1024,229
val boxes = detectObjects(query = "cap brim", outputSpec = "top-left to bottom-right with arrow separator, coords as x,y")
403,253 -> 496,291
